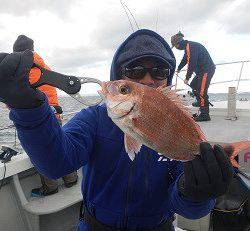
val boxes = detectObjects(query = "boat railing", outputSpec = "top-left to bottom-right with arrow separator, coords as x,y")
175,60 -> 250,120
175,60 -> 250,95
0,110 -> 80,148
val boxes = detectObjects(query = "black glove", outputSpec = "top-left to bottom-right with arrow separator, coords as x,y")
0,50 -> 45,109
178,142 -> 234,202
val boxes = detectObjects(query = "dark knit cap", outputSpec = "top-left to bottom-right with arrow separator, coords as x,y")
13,35 -> 34,52
117,34 -> 173,69
171,31 -> 184,48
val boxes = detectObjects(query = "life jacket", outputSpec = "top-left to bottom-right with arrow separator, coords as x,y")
29,52 -> 62,121
29,52 -> 59,107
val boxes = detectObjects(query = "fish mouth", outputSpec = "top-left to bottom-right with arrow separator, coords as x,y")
109,102 -> 135,119
118,103 -> 135,119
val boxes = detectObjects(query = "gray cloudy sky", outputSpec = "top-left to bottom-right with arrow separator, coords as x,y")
0,0 -> 250,93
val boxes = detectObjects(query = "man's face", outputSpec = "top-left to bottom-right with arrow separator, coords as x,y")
122,58 -> 168,88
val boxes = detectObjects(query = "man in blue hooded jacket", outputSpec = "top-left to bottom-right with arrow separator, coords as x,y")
0,29 -> 233,230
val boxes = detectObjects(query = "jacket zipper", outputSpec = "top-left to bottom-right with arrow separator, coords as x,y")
123,158 -> 135,228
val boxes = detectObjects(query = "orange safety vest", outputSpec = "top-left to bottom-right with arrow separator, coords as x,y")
29,52 -> 59,107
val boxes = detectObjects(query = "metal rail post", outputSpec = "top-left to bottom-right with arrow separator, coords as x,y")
226,87 -> 237,120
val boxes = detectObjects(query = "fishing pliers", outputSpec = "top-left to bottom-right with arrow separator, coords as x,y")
31,64 -> 103,106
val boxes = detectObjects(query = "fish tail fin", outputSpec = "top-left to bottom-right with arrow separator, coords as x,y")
222,141 -> 250,168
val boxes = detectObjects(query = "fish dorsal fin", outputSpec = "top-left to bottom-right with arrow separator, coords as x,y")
156,85 -> 191,115
124,133 -> 142,161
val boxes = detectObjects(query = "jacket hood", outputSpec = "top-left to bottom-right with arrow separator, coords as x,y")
110,29 -> 176,86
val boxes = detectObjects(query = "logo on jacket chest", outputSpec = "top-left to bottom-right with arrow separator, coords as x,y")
157,153 -> 173,162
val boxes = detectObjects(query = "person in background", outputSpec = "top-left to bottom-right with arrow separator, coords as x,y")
13,35 -> 78,197
0,29 -> 233,230
171,32 -> 216,122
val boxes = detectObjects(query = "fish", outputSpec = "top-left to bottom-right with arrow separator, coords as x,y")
99,80 -> 206,161
99,80 -> 250,166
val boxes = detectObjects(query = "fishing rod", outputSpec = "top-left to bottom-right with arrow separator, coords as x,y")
155,8 -> 159,32
175,73 -> 214,107
120,0 -> 134,32
122,1 -> 140,30
120,0 -> 140,32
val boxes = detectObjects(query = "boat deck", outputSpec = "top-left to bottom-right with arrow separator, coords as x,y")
199,115 -> 250,143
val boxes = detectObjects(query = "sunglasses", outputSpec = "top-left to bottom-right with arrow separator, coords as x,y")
122,66 -> 171,80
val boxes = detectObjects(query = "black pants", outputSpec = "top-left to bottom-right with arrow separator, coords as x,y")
190,69 -> 215,108
79,203 -> 174,231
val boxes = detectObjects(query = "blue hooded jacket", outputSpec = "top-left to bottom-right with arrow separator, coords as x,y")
9,29 -> 215,231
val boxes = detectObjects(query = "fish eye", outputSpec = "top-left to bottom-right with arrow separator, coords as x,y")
119,85 -> 131,95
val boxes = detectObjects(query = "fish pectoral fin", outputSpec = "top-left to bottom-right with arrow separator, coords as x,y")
124,134 -> 142,161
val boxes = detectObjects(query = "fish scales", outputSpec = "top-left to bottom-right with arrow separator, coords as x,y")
132,85 -> 204,160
